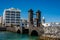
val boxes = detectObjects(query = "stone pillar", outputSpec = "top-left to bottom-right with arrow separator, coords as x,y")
28,9 -> 34,35
28,9 -> 33,27
36,10 -> 41,27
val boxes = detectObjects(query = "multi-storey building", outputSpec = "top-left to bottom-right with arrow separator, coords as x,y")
3,8 -> 21,27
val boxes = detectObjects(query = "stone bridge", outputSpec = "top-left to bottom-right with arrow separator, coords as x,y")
6,9 -> 44,36
6,26 -> 22,33
6,26 -> 44,36
29,26 -> 44,36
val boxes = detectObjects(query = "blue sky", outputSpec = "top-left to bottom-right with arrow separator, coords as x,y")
0,0 -> 60,22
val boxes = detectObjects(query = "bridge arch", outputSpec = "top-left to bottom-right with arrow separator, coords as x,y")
17,29 -> 21,33
31,30 -> 38,36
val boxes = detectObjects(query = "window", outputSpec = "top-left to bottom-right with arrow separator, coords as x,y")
6,11 -> 10,15
16,19 -> 20,21
10,16 -> 15,18
16,11 -> 20,13
11,11 -> 15,13
6,12 -> 10,15
16,17 -> 20,18
11,21 -> 15,23
16,21 -> 20,23
11,14 -> 15,16
6,19 -> 10,20
25,24 -> 27,25
6,16 -> 10,18
6,11 -> 10,13
6,21 -> 10,23
16,14 -> 20,16
11,19 -> 15,21
6,13 -> 10,15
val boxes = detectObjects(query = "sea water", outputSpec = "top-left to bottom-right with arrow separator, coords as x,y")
0,31 -> 39,40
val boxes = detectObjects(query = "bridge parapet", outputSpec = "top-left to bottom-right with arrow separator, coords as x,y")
29,26 -> 44,36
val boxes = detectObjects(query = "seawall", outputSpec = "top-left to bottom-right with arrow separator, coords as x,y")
0,27 -> 6,31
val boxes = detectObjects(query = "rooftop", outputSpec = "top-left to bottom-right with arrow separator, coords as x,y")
4,7 -> 21,12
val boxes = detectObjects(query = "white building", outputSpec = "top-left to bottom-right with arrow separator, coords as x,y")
3,8 -> 21,27
42,23 -> 51,27
42,22 -> 60,27
0,16 -> 3,27
0,16 -> 3,24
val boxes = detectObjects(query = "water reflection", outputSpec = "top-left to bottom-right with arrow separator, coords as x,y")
0,31 -> 39,40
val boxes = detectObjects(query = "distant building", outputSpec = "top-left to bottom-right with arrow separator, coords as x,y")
42,23 -> 51,27
0,16 -> 3,27
42,17 -> 45,24
20,19 -> 27,27
0,16 -> 3,23
3,8 -> 21,27
42,22 -> 60,27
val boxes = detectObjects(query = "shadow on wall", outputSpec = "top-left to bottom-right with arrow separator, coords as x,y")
31,30 -> 38,36
17,29 -> 21,33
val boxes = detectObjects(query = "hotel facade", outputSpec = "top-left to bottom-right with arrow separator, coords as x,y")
3,8 -> 21,27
